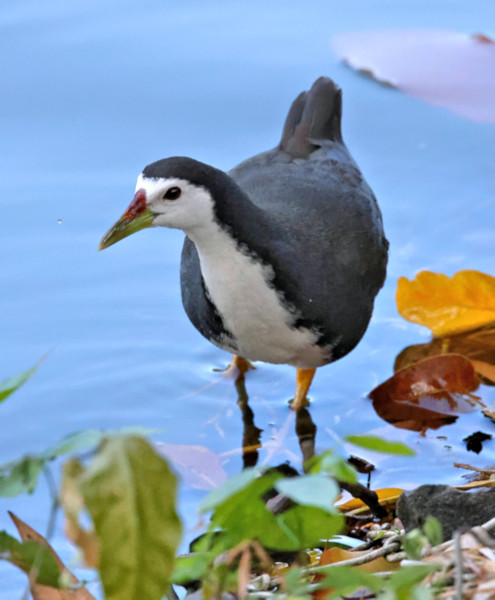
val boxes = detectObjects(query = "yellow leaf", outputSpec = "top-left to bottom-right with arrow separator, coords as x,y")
338,488 -> 404,512
397,270 -> 495,336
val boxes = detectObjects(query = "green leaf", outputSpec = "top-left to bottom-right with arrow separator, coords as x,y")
0,457 -> 44,497
317,565 -> 382,598
0,362 -> 39,404
386,564 -> 439,600
79,435 -> 182,600
199,467 -> 259,513
306,451 -> 358,483
274,505 -> 343,549
402,529 -> 426,561
172,552 -> 214,586
275,475 -> 340,510
283,566 -> 313,598
423,515 -> 443,546
210,472 -> 343,551
346,435 -> 415,456
42,429 -> 106,460
0,530 -> 61,587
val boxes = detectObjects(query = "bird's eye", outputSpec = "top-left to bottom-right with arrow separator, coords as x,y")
163,186 -> 181,200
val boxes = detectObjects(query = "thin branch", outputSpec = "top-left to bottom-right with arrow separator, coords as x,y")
167,585 -> 180,600
339,480 -> 388,519
307,541 -> 401,573
453,531 -> 463,600
43,464 -> 60,541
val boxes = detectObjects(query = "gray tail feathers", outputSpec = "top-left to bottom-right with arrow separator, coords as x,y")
279,77 -> 343,158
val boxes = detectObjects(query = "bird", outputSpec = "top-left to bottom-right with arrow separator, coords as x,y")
99,77 -> 388,411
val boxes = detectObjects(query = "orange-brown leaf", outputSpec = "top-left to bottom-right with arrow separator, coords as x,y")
370,354 -> 481,432
396,270 -> 495,337
8,512 -> 96,600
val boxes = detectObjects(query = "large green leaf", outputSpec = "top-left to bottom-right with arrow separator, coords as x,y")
79,435 -> 182,600
210,472 -> 343,551
275,475 -> 339,510
345,435 -> 415,456
307,450 -> 358,483
385,565 -> 438,600
0,362 -> 39,404
199,467 -> 259,513
172,552 -> 214,586
317,565 -> 383,599
0,530 -> 61,587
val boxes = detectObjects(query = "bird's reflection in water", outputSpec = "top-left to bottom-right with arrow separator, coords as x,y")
233,370 -> 317,470
232,373 -> 386,518
234,373 -> 263,469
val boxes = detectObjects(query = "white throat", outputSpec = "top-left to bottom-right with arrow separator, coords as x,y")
192,223 -> 325,368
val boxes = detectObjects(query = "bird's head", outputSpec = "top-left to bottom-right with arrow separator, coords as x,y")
98,157 -> 221,250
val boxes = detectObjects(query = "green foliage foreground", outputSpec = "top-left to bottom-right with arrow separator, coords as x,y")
0,363 -> 441,599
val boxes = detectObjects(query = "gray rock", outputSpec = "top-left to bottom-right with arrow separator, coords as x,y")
397,484 -> 495,541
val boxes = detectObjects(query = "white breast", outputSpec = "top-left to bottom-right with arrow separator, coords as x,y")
194,224 -> 327,368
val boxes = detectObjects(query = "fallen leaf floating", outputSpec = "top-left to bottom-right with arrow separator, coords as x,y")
394,323 -> 495,384
369,354 -> 481,432
397,270 -> 495,337
331,30 -> 495,123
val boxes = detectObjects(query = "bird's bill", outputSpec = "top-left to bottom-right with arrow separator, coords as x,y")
98,190 -> 154,251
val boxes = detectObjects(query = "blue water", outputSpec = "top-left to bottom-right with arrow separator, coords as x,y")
1,0 -> 495,596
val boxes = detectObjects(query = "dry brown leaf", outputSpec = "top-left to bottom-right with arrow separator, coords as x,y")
60,459 -> 99,569
9,512 -> 96,600
396,270 -> 495,337
370,354 -> 481,432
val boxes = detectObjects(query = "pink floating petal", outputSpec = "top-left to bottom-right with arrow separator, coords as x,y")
332,30 -> 495,123
156,442 -> 227,491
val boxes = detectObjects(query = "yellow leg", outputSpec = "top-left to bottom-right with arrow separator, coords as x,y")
217,355 -> 256,379
291,368 -> 316,411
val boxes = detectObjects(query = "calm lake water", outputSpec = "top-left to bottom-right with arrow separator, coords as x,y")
1,0 -> 494,596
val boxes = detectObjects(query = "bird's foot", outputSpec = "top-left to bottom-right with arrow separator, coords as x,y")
215,355 -> 256,379
290,368 -> 316,411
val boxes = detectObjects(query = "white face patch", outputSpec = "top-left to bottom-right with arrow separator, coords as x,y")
136,174 -> 216,234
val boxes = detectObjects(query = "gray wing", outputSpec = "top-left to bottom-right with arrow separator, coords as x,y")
228,78 -> 388,358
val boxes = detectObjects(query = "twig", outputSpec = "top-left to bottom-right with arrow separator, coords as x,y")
454,462 -> 495,475
453,531 -> 463,600
480,515 -> 495,532
307,541 -> 401,573
167,585 -> 180,600
339,480 -> 388,519
43,464 -> 60,541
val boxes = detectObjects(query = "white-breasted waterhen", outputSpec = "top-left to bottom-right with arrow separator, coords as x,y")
99,77 -> 388,410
